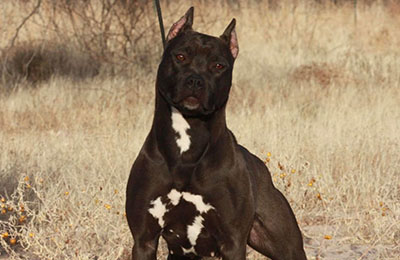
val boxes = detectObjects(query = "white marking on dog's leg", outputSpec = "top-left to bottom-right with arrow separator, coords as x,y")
148,197 -> 167,227
182,192 -> 214,213
167,189 -> 182,206
171,107 -> 191,154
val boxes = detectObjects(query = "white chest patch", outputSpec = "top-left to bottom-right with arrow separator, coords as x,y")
171,107 -> 191,154
148,189 -> 214,228
147,189 -> 215,255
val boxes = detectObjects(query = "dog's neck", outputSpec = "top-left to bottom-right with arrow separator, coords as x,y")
152,93 -> 228,165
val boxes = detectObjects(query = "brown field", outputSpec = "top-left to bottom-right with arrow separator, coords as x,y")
0,0 -> 399,259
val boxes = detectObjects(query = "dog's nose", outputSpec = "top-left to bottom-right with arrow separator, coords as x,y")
186,75 -> 204,89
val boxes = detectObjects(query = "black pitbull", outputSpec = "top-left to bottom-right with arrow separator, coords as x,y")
126,7 -> 307,260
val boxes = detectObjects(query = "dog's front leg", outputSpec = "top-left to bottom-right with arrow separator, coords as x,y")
131,235 -> 160,260
219,241 -> 247,260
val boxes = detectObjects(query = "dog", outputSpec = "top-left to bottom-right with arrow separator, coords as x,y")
126,7 -> 307,260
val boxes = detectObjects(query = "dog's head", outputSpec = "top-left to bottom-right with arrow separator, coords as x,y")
156,7 -> 238,116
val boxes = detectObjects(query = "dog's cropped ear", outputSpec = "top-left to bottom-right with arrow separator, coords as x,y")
220,19 -> 239,59
167,7 -> 194,42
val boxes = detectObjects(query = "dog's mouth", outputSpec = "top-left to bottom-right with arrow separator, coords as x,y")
182,96 -> 200,110
165,91 -> 214,116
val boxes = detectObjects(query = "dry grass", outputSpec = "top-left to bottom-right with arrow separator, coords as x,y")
1,0 -> 400,259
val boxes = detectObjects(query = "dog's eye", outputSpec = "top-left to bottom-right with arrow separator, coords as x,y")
176,54 -> 185,61
215,63 -> 224,70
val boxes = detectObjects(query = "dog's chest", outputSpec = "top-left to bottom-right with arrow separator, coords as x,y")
148,189 -> 219,257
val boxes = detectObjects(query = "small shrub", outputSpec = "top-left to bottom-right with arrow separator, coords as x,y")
0,42 -> 100,87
